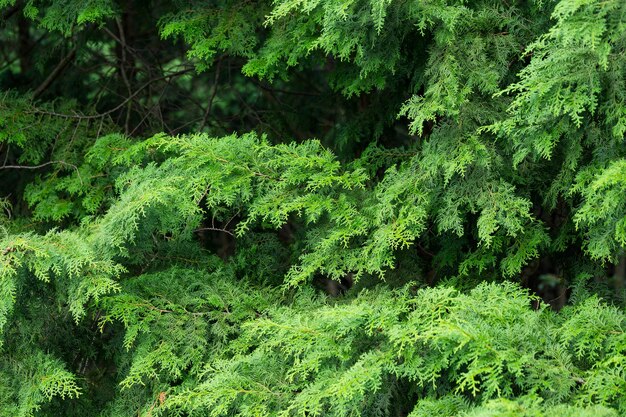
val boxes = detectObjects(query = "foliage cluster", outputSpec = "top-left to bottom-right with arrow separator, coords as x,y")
0,0 -> 625,415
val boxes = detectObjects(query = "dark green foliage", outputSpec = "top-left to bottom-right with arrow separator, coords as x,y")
0,0 -> 625,415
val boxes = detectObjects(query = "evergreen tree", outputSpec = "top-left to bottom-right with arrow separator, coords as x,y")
0,0 -> 625,415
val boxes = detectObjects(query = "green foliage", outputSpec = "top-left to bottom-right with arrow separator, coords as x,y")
0,95 -> 120,221
0,0 -> 625,415
95,266 -> 279,415
0,229 -> 123,335
96,131 -> 549,285
0,350 -> 80,417
20,0 -> 117,35
158,283 -> 626,416
572,160 -> 626,261
159,2 -> 265,71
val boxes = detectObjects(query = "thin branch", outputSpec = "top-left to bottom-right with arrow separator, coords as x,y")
0,3 -> 20,21
115,18 -> 133,134
0,32 -> 48,73
103,26 -> 141,64
170,116 -> 204,135
33,46 -> 77,98
0,160 -> 83,185
200,57 -> 223,130
251,78 -> 321,97
31,68 -> 194,120
193,226 -> 235,237
129,79 -> 170,136
2,144 -> 9,167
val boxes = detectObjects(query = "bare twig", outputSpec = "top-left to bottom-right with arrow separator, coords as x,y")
251,78 -> 321,97
223,210 -> 240,230
33,46 -> 77,98
0,160 -> 83,185
200,57 -> 223,130
2,144 -> 9,167
129,72 -> 172,136
193,226 -> 235,237
31,68 -> 194,120
115,18 -> 133,134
